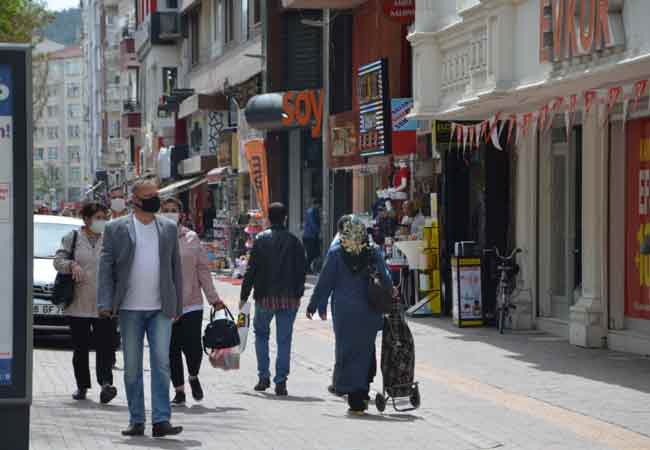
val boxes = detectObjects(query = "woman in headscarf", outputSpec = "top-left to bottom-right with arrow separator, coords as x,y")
307,216 -> 392,414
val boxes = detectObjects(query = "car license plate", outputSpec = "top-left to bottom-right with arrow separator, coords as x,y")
33,303 -> 63,316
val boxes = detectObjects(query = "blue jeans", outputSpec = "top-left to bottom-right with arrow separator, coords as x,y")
119,310 -> 172,425
253,305 -> 298,385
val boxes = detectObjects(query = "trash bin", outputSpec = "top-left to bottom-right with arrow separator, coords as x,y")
451,241 -> 483,327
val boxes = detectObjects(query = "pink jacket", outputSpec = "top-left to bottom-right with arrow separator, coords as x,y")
178,226 -> 220,311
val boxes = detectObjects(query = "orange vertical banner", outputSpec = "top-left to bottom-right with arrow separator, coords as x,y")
244,139 -> 270,217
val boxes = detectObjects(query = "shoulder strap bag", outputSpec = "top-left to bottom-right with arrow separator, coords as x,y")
52,230 -> 78,307
203,305 -> 241,354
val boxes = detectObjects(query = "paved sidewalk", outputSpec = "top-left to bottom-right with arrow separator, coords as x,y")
29,278 -> 650,450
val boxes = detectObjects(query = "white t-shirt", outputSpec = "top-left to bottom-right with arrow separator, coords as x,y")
121,217 -> 162,311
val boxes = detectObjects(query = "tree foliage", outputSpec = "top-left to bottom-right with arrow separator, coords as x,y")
33,163 -> 64,200
0,0 -> 53,44
44,8 -> 81,46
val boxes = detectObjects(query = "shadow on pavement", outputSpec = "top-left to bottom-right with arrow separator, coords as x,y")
323,412 -> 422,422
176,404 -> 247,415
61,399 -> 129,412
408,316 -> 650,395
238,391 -> 326,403
115,437 -> 203,449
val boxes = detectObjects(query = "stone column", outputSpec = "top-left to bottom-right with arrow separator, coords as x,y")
570,105 -> 608,348
511,128 -> 536,330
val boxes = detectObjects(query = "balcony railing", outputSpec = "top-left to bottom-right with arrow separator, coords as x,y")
123,100 -> 141,113
120,36 -> 138,69
134,11 -> 182,56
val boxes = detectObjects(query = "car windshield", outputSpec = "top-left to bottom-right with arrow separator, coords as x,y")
34,222 -> 80,259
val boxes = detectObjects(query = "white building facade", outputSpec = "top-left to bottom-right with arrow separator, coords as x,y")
410,0 -> 650,354
33,43 -> 90,208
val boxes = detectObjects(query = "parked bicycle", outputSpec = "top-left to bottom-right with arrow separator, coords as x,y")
484,247 -> 522,334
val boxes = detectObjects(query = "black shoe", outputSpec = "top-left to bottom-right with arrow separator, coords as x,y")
254,378 -> 270,392
171,391 -> 186,407
152,421 -> 183,438
189,377 -> 203,401
100,385 -> 117,404
72,388 -> 87,400
121,423 -> 145,437
275,382 -> 288,397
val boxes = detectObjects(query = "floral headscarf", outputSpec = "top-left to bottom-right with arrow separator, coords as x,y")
339,216 -> 371,274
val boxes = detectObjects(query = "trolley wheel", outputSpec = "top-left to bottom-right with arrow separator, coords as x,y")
409,386 -> 421,409
375,393 -> 386,412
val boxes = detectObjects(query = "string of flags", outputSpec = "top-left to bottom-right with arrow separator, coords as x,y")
448,78 -> 650,152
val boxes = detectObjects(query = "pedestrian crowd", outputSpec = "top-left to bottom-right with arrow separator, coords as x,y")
53,176 -> 392,438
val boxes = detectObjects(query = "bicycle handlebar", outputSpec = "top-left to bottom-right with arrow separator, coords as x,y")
483,247 -> 522,261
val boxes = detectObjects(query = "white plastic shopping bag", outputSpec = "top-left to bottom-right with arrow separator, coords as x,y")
237,302 -> 251,352
209,347 -> 240,370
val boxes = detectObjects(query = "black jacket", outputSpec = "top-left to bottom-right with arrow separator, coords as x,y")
240,225 -> 307,302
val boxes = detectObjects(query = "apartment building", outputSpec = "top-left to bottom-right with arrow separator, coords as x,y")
33,42 -> 89,209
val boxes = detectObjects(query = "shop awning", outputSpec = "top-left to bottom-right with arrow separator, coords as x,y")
158,176 -> 207,198
207,166 -> 235,184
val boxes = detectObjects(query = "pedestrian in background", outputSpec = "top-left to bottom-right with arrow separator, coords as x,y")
107,185 -> 128,369
109,186 -> 128,219
303,198 -> 321,274
240,202 -> 306,396
327,214 -> 351,395
97,177 -> 184,438
160,198 -> 224,407
54,202 -> 117,404
308,216 -> 391,414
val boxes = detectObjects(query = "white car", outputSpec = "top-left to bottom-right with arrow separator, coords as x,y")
33,214 -> 83,333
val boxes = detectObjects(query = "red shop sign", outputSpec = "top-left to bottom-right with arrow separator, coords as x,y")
382,0 -> 414,24
625,118 -> 650,320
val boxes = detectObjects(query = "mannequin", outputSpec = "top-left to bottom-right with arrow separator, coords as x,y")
391,160 -> 410,200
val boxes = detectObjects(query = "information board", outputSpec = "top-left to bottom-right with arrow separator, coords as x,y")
0,64 -> 14,385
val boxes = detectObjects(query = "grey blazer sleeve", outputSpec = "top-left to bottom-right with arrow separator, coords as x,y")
97,222 -> 116,312
171,225 -> 183,317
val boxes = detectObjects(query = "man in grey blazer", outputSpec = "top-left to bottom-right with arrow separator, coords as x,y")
97,177 -> 184,438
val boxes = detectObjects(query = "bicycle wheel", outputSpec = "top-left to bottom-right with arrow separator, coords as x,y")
498,306 -> 506,334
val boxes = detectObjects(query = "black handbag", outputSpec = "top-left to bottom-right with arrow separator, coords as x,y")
203,305 -> 241,354
368,265 -> 393,314
52,231 -> 78,307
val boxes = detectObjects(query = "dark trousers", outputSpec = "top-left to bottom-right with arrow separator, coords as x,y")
68,316 -> 114,389
170,310 -> 204,388
303,237 -> 320,272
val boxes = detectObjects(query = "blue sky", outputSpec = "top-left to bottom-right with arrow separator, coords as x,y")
47,0 -> 80,11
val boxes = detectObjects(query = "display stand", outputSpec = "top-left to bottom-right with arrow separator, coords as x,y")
451,255 -> 483,327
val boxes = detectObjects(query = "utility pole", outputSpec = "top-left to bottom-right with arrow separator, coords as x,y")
322,8 -> 331,250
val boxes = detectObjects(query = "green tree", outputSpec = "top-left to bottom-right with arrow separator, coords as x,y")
33,163 -> 64,203
0,0 -> 53,44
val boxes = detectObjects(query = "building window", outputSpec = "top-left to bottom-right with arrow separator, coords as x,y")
190,10 -> 200,66
224,0 -> 234,44
162,67 -> 177,95
70,167 -> 81,184
47,127 -> 59,139
47,105 -> 59,117
47,85 -> 59,97
66,83 -> 81,97
64,60 -> 81,76
67,125 -> 80,138
48,147 -> 58,160
107,15 -> 115,26
35,147 -> 44,160
68,187 -> 81,201
67,104 -> 82,119
68,146 -> 81,163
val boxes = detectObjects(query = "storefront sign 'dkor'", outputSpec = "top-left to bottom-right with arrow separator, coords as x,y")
539,0 -> 625,63
382,0 -> 414,24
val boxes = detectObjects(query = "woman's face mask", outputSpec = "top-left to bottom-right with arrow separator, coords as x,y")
90,219 -> 107,234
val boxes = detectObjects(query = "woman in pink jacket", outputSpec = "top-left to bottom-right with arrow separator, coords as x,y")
160,198 -> 223,406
